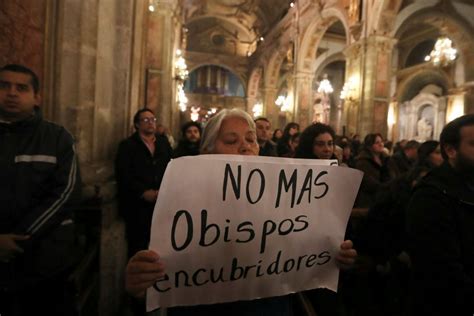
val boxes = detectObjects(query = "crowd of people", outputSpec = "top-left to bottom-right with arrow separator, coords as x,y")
1,63 -> 473,316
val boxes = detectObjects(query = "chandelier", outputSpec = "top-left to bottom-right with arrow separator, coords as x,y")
148,0 -> 159,12
175,49 -> 189,81
317,75 -> 334,94
177,83 -> 188,112
424,36 -> 457,67
252,102 -> 263,118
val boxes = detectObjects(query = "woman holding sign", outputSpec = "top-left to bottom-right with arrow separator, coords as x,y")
125,109 -> 357,315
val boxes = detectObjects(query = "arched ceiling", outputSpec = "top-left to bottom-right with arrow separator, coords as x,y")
183,0 -> 292,57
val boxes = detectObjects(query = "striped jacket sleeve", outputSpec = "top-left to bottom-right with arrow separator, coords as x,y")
15,128 -> 81,238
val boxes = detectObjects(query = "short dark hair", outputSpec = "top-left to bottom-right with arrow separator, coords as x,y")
133,108 -> 155,130
417,140 -> 440,167
0,64 -> 40,94
440,114 -> 474,160
404,140 -> 420,150
255,117 -> 270,124
295,123 -> 336,159
181,121 -> 202,138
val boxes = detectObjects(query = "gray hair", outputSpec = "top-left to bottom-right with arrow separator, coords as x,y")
200,108 -> 256,154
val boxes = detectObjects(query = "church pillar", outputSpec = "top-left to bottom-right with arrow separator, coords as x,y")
263,87 -> 278,127
294,71 -> 314,129
146,0 -> 182,133
344,36 -> 397,137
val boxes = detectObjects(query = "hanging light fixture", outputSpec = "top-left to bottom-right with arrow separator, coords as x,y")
317,74 -> 334,94
424,36 -> 457,67
148,0 -> 159,12
177,83 -> 188,112
252,102 -> 263,118
175,50 -> 189,81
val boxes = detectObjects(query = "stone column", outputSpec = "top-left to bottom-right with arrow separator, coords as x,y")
342,42 -> 362,136
294,71 -> 314,129
361,35 -> 396,137
47,1 -> 146,315
146,0 -> 182,132
263,87 -> 278,127
344,36 -> 397,137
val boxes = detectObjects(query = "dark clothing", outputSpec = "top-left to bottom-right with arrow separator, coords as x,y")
259,141 -> 278,157
387,151 -> 413,180
406,163 -> 474,316
173,140 -> 200,158
354,149 -> 390,208
115,132 -> 172,257
168,295 -> 292,316
277,139 -> 291,157
0,112 -> 80,312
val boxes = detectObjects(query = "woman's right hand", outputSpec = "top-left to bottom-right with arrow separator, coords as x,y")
125,250 -> 166,298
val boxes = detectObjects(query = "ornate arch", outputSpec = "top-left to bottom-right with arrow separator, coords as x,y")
247,66 -> 263,99
396,69 -> 451,103
392,4 -> 474,82
264,48 -> 287,89
297,7 -> 350,74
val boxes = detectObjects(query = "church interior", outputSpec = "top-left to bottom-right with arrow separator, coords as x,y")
1,0 -> 474,314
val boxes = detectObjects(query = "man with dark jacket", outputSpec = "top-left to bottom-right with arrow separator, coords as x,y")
115,109 -> 172,258
0,64 -> 80,315
407,114 -> 474,316
255,117 -> 277,157
173,121 -> 201,158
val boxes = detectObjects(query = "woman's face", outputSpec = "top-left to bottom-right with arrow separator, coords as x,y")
429,145 -> 443,167
212,116 -> 259,156
371,136 -> 385,154
312,132 -> 334,159
289,126 -> 298,136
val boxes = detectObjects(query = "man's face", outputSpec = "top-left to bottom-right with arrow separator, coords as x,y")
453,125 -> 474,177
255,120 -> 271,143
0,71 -> 39,121
137,111 -> 157,136
185,126 -> 200,143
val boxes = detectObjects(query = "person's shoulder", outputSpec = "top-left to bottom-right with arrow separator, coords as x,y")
40,119 -> 75,143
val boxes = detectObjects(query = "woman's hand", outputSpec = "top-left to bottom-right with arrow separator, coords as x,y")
335,240 -> 357,270
125,250 -> 166,298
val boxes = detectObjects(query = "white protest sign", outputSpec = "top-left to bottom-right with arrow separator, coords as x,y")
147,155 -> 362,311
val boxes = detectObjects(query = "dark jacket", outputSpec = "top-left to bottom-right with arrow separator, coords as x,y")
259,141 -> 278,157
0,113 -> 80,291
406,163 -> 474,315
173,140 -> 200,158
387,151 -> 413,180
354,149 -> 390,208
115,132 -> 172,254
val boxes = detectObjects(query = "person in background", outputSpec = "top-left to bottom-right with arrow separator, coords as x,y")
387,140 -> 419,180
295,123 -> 337,161
415,140 -> 443,169
125,109 -> 358,316
277,122 -> 300,157
407,114 -> 474,316
354,133 -> 390,208
115,108 -> 172,316
116,109 -> 172,259
0,64 -> 81,316
173,121 -> 202,158
255,117 -> 277,157
272,128 -> 283,143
